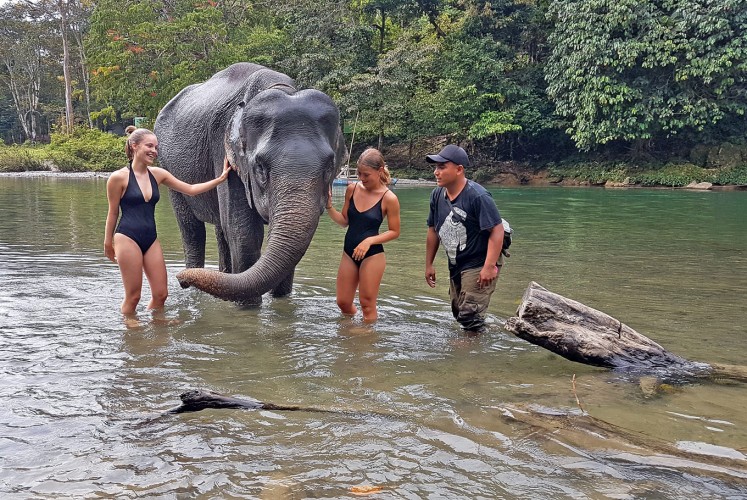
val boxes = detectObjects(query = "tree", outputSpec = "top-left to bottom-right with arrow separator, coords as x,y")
341,33 -> 437,152
58,0 -> 74,133
270,0 -> 374,95
545,0 -> 747,152
68,0 -> 94,129
87,0 -> 281,120
0,3 -> 50,142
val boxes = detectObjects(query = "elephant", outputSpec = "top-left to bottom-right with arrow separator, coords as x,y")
153,63 -> 347,305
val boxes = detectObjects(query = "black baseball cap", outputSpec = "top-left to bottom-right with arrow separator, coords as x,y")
425,144 -> 470,167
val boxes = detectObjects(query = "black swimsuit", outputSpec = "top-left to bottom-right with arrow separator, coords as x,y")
344,184 -> 388,268
115,166 -> 160,254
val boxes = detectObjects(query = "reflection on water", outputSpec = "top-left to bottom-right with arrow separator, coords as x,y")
1,176 -> 746,497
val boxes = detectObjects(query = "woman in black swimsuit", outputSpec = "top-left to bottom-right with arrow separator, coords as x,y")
327,148 -> 401,323
104,126 -> 232,316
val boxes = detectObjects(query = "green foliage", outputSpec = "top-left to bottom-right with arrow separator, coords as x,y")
86,0 -> 285,120
547,160 -> 743,187
468,111 -> 522,140
3,0 -> 745,178
47,128 -> 126,171
0,145 -> 48,172
547,161 -> 629,184
629,163 -> 709,187
90,106 -> 117,127
710,165 -> 747,186
546,0 -> 747,151
0,130 -> 123,172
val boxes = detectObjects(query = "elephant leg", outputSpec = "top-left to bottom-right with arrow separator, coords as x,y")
271,270 -> 294,297
219,175 -> 264,274
214,225 -> 231,273
170,191 -> 206,268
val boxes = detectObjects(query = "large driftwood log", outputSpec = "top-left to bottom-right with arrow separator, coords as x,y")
505,282 -> 745,381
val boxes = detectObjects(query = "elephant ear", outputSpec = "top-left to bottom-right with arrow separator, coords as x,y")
334,126 -> 349,170
225,102 -> 255,209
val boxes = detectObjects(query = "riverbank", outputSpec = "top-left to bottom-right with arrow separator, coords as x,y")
0,170 -> 111,178
3,131 -> 746,189
0,170 -> 438,187
3,170 -> 745,191
378,138 -> 747,190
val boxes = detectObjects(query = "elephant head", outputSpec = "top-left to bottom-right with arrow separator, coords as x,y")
173,72 -> 346,304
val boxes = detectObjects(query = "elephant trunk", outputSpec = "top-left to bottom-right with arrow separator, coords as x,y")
176,197 -> 320,303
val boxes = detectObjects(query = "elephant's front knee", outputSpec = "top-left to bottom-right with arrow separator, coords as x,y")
271,275 -> 294,297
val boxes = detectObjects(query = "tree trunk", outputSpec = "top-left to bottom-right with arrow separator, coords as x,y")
58,0 -> 74,133
505,282 -> 747,382
70,1 -> 92,129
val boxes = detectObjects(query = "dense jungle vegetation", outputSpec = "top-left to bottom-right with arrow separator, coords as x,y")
1,0 -> 746,186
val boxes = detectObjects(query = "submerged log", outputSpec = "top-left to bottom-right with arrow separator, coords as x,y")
499,403 -> 747,482
166,389 -> 395,420
168,389 -> 336,414
505,282 -> 745,381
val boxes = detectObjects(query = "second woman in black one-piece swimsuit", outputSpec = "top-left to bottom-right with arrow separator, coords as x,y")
326,148 -> 401,323
343,183 -> 388,267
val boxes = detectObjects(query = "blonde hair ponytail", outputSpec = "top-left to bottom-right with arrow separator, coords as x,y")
379,164 -> 391,186
124,125 -> 154,161
357,147 -> 391,185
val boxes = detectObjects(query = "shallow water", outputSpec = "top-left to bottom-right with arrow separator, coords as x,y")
1,176 -> 746,498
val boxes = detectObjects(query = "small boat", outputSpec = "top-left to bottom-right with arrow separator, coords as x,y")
332,177 -> 354,186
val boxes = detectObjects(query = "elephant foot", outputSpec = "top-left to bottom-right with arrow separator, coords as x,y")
236,296 -> 263,308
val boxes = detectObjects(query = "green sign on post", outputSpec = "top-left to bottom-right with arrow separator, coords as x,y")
134,117 -> 146,128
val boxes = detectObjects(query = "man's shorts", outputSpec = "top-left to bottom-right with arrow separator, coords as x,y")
448,266 -> 499,332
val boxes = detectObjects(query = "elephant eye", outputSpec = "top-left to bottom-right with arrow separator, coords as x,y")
254,157 -> 269,185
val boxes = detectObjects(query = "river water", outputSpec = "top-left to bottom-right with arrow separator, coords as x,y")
0,175 -> 745,498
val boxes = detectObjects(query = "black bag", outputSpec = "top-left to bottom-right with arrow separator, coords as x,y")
502,219 -> 513,257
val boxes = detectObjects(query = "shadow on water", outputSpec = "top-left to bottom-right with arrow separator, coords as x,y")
0,178 -> 746,497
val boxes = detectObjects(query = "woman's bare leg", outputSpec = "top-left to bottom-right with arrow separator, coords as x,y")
358,253 -> 386,323
113,234 -> 144,315
142,240 -> 168,310
336,253 -> 359,316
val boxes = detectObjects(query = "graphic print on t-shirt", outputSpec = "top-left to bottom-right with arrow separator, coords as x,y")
438,206 -> 468,265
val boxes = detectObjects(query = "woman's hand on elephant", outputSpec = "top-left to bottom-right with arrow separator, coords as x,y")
326,188 -> 333,209
219,157 -> 232,181
352,240 -> 371,261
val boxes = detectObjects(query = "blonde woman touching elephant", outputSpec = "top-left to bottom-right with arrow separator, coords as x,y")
104,125 -> 232,316
326,148 -> 401,323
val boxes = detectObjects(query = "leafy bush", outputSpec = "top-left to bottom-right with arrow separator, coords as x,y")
629,163 -> 708,187
0,146 -> 48,172
711,165 -> 747,186
47,151 -> 85,172
47,129 -> 126,171
547,161 -> 628,184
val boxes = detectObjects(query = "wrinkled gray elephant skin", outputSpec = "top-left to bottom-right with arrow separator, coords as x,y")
154,63 -> 346,305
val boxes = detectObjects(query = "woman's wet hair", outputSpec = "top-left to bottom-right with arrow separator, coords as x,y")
357,147 -> 391,185
124,125 -> 155,161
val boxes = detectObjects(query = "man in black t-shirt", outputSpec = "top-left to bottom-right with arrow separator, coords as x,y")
424,145 -> 505,332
